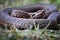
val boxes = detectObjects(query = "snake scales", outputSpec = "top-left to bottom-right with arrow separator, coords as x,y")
0,3 -> 60,30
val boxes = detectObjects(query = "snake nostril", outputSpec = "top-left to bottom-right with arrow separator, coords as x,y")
0,4 -> 59,30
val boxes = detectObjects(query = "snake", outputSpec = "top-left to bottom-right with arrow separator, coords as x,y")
0,3 -> 60,30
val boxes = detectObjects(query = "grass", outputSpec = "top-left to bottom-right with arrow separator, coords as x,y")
0,0 -> 60,40
0,22 -> 60,40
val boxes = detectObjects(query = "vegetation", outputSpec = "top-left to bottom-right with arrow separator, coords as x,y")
0,23 -> 60,40
0,0 -> 60,40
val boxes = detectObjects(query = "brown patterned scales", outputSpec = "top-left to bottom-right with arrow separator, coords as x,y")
10,10 -> 30,18
32,10 -> 45,19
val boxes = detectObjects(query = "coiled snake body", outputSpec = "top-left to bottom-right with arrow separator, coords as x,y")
0,3 -> 60,30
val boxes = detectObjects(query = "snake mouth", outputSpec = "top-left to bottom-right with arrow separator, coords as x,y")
4,4 -> 57,19
0,4 -> 59,30
8,8 -> 46,19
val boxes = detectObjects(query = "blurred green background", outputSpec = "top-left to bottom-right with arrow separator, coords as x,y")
0,0 -> 60,11
0,0 -> 60,40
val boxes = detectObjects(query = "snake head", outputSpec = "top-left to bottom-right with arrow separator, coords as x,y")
32,10 -> 45,19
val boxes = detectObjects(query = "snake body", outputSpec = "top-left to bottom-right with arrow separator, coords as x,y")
0,3 -> 60,30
